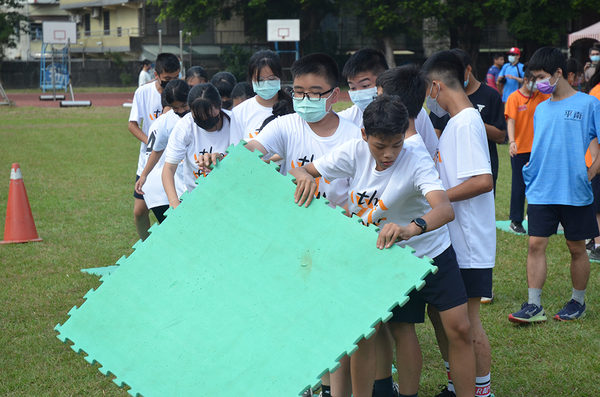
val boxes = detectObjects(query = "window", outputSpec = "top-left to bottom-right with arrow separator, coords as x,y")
84,14 -> 91,36
103,11 -> 110,35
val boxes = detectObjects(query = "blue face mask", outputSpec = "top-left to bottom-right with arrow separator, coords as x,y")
293,92 -> 333,123
592,55 -> 600,63
348,87 -> 378,111
252,79 -> 281,100
464,74 -> 470,89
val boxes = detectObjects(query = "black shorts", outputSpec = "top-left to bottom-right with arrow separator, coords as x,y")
527,204 -> 599,241
460,268 -> 493,299
592,174 -> 600,213
133,175 -> 144,200
390,245 -> 468,324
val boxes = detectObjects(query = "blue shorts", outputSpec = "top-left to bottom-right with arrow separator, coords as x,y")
460,268 -> 493,299
527,204 -> 599,241
390,245 -> 468,324
133,175 -> 144,200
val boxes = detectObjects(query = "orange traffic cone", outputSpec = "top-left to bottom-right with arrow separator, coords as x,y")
1,163 -> 42,244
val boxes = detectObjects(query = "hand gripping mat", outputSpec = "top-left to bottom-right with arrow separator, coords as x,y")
55,143 -> 437,397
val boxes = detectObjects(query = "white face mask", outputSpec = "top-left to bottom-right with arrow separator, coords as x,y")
527,81 -> 538,92
508,55 -> 517,64
348,87 -> 378,111
426,82 -> 448,118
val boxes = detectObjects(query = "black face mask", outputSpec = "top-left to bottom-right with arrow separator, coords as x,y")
195,114 -> 220,130
174,109 -> 190,118
160,79 -> 169,88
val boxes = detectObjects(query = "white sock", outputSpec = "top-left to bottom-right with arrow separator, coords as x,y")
528,288 -> 542,307
444,361 -> 455,392
475,373 -> 491,397
571,288 -> 585,305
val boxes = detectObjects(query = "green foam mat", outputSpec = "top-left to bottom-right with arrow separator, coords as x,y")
496,220 -> 564,235
55,143 -> 437,397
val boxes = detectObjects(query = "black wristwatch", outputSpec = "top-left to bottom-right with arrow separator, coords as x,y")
412,218 -> 427,234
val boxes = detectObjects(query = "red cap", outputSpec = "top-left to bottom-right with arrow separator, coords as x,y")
508,47 -> 521,56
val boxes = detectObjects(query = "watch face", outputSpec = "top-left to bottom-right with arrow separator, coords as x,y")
414,218 -> 427,232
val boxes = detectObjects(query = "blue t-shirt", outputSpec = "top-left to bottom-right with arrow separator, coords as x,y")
498,63 -> 524,102
523,92 -> 600,206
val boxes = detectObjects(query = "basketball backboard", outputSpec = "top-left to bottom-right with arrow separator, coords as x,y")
267,19 -> 300,42
42,21 -> 77,45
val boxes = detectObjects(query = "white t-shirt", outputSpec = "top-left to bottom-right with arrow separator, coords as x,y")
129,82 -> 162,176
435,108 -> 496,269
415,108 -> 439,159
164,111 -> 243,193
314,138 -> 450,259
138,70 -> 153,87
141,110 -> 186,208
255,113 -> 362,208
339,105 -> 438,159
232,96 -> 275,140
337,104 -> 364,128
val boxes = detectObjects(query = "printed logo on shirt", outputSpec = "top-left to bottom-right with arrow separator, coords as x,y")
476,104 -> 486,113
248,128 -> 261,139
349,190 -> 388,226
148,109 -> 162,121
145,130 -> 157,153
564,110 -> 583,121
289,154 -> 331,199
193,147 -> 227,178
517,104 -> 528,112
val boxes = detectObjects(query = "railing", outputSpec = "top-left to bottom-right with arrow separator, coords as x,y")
80,27 -> 142,38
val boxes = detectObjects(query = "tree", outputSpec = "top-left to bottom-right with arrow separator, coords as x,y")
495,0 -> 599,57
345,0 -> 439,67
0,0 -> 27,59
433,0 -> 503,74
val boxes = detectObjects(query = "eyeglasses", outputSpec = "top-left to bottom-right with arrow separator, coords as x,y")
291,87 -> 334,101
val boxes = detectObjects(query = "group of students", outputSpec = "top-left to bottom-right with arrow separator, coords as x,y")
127,45 -> 600,397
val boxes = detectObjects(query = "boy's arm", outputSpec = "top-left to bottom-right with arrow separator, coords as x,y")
485,123 -> 505,144
376,190 -> 455,249
446,174 -> 493,202
162,162 -> 181,209
128,121 -> 148,144
288,163 -> 322,208
507,118 -> 517,156
588,138 -> 600,181
135,149 -> 165,195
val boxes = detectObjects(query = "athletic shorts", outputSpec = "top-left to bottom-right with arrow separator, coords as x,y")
133,175 -> 144,200
527,204 -> 599,241
151,205 -> 169,223
592,175 -> 600,213
389,245 -> 468,324
460,268 -> 493,299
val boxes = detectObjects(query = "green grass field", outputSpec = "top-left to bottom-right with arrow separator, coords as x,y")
1,104 -> 599,396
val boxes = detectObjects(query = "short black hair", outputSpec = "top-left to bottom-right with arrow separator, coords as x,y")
188,83 -> 230,127
187,66 -> 208,83
376,64 -> 425,119
522,62 -> 533,80
493,53 -> 504,61
291,53 -> 340,89
450,48 -> 471,68
247,50 -> 284,82
589,45 -> 600,55
528,46 -> 567,78
363,95 -> 409,139
155,53 -> 180,75
211,72 -> 237,107
164,79 -> 191,105
420,50 -> 464,91
231,82 -> 255,100
142,59 -> 152,67
342,48 -> 389,79
567,57 -> 584,76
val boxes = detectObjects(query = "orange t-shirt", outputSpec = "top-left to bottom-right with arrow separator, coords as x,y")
504,90 -> 551,154
585,86 -> 600,166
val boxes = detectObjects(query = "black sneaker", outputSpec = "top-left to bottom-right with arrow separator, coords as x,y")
433,385 -> 456,397
509,221 -> 526,234
589,247 -> 600,262
586,239 -> 595,251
